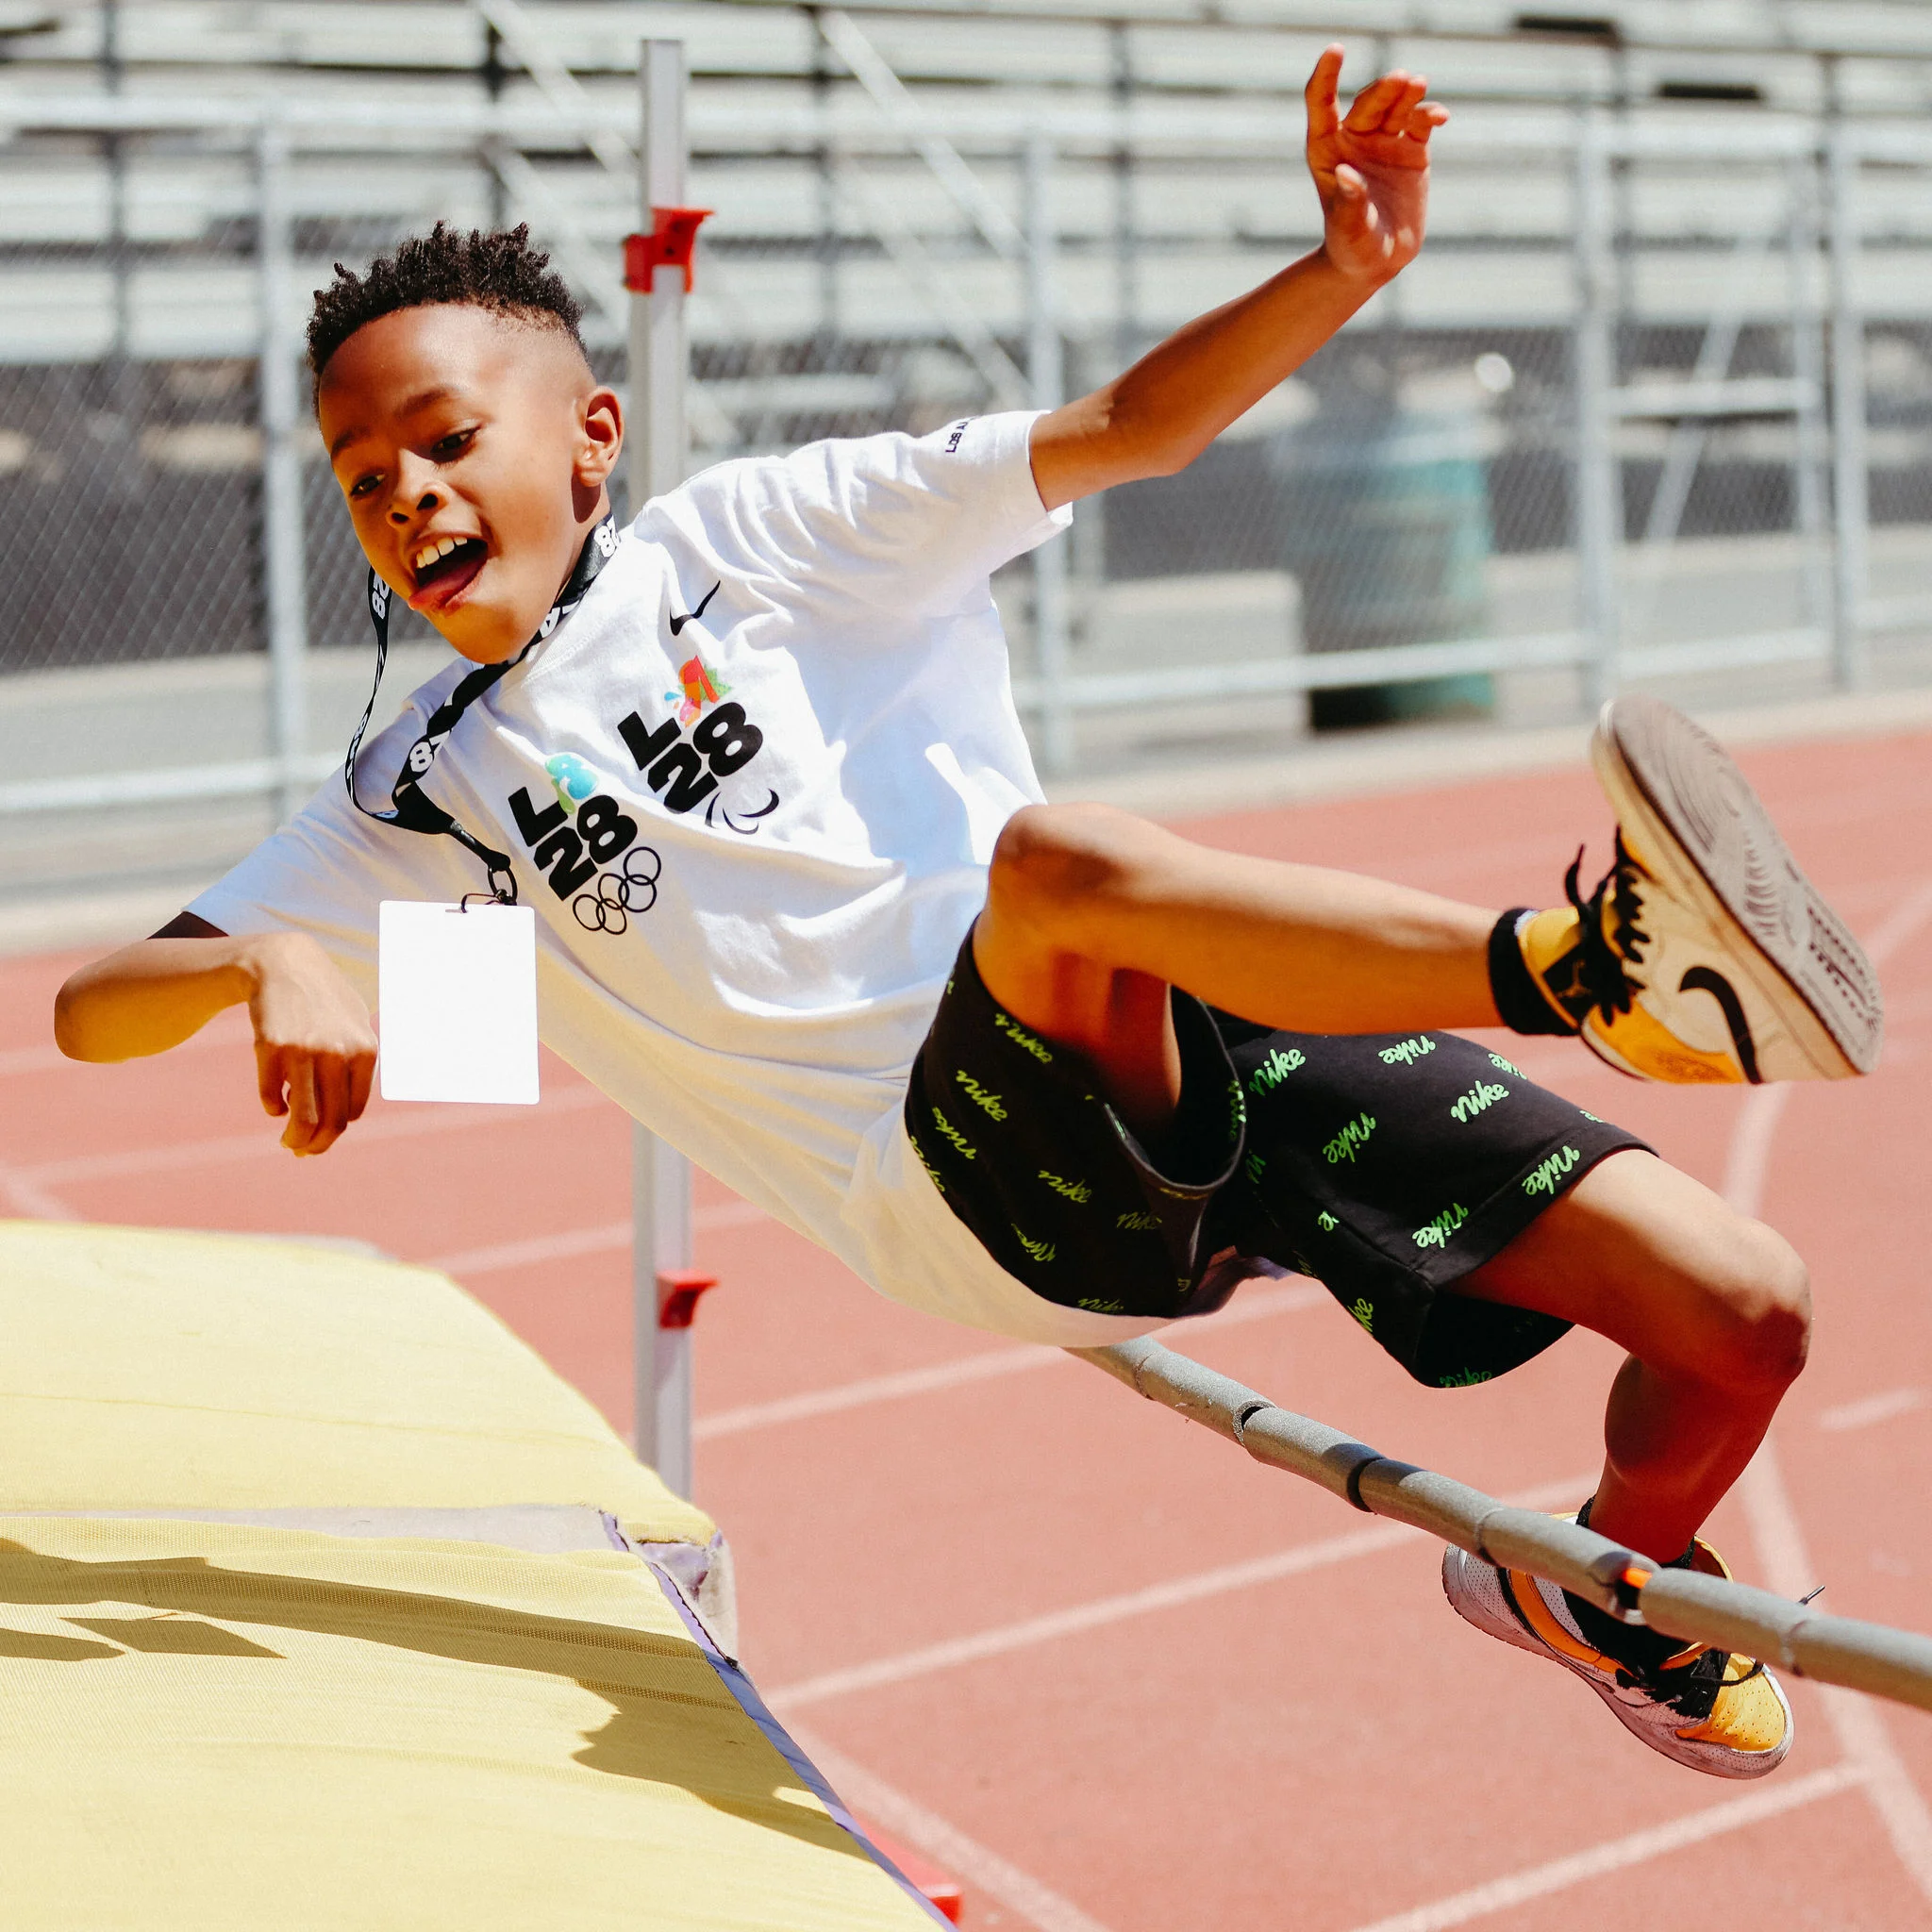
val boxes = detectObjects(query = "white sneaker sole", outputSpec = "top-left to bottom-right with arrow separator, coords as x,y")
1591,696 -> 1882,1079
1441,1544 -> 1793,1780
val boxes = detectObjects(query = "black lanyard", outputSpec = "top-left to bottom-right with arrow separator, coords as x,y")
345,516 -> 617,904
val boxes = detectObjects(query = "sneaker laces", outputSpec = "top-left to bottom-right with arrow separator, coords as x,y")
1562,832 -> 1652,1024
1615,1645 -> 1766,1724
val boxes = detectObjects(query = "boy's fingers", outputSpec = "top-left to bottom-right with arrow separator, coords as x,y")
317,1056 -> 351,1141
1342,71 -> 1408,133
281,1056 -> 319,1154
256,1044 -> 288,1118
1405,102 -> 1450,142
1304,43 -> 1344,140
1379,76 -> 1428,133
347,1051 -> 375,1124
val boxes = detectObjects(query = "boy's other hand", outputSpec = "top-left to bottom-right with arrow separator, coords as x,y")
1306,45 -> 1448,286
248,933 -> 378,1157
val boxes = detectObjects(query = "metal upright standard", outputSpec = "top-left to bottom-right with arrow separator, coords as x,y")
1785,151 -> 1834,644
1826,117 -> 1872,691
256,122 -> 310,824
625,38 -> 712,1498
1023,129 -> 1072,778
1571,107 -> 1620,710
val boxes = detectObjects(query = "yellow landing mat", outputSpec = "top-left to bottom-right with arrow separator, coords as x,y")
0,1515 -> 933,1931
0,1220 -> 713,1549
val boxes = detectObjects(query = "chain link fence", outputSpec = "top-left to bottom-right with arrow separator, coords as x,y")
2,50 -> 1931,923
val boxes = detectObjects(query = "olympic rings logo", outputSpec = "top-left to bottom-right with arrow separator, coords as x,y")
573,843 -> 662,935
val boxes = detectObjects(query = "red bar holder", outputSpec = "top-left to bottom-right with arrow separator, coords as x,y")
655,1268 -> 718,1331
625,207 -> 713,294
860,1820 -> 964,1924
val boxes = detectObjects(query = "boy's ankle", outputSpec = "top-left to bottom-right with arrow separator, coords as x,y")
1563,1496 -> 1700,1674
1488,907 -> 1585,1037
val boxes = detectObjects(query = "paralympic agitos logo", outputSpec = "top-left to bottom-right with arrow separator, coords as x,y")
501,583 -> 780,934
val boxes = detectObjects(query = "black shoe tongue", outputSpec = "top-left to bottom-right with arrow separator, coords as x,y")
1563,1586 -> 1695,1677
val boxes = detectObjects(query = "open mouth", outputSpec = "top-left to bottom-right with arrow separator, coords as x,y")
408,535 -> 488,610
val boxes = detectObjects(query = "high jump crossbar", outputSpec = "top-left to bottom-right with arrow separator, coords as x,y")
1076,1334 -> 1932,1719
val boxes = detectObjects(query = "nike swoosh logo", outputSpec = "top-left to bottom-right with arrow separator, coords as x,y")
669,581 -> 721,636
1679,965 -> 1763,1084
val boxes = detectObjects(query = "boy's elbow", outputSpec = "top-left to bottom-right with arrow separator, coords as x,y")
1139,432 -> 1206,480
53,959 -> 136,1063
52,978 -> 101,1061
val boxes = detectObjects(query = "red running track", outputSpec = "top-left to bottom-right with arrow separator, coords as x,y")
5,727 -> 1932,1930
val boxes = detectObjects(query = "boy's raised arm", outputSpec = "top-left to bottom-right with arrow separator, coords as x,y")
55,923 -> 377,1156
1028,46 -> 1448,510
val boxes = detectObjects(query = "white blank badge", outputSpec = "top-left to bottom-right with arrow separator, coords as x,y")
378,900 -> 540,1105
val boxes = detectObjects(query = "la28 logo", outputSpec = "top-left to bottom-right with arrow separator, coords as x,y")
503,697 -> 778,936
506,786 -> 661,936
617,700 -> 778,835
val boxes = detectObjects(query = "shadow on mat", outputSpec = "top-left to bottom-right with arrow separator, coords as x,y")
0,1540 -> 858,1855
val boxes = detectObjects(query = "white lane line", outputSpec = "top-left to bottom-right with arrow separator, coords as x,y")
16,1082 -> 608,1188
767,1474 -> 1591,1714
427,1199 -> 769,1276
1341,1765 -> 1865,1932
700,1340 -> 1062,1442
1724,922 -> 1932,1916
0,1158 -> 78,1221
792,1723 -> 1118,1932
1720,1081 -> 1790,1216
1861,875 -> 1932,974
694,1280 -> 1327,1442
1819,1387 -> 1928,1434
1740,1424 -> 1932,1904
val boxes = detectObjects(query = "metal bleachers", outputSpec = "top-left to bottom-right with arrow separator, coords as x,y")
1,0 -> 1931,911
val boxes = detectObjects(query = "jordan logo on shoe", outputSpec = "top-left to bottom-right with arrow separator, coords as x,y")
668,581 -> 722,636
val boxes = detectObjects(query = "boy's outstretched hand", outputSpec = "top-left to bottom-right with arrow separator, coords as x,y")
1030,42 -> 1447,507
1306,45 -> 1447,285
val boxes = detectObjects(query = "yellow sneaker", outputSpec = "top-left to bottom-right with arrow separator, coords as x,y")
1517,696 -> 1881,1082
1442,1531 -> 1793,1780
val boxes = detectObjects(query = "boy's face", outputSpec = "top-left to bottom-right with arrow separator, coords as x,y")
318,305 -> 622,664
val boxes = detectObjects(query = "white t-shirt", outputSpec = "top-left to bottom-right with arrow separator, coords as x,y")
192,410 -> 1168,1348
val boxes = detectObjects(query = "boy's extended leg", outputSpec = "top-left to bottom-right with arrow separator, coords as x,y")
1454,1149 -> 1808,1566
975,812 -> 1500,1145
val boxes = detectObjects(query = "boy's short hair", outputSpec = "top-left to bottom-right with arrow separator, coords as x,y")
307,222 -> 588,397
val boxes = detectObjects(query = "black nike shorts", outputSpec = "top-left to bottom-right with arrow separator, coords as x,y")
904,931 -> 1653,1389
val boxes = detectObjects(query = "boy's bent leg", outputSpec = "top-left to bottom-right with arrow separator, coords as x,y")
1451,1147 -> 1808,1562
974,801 -> 1500,1139
977,692 -> 1886,1126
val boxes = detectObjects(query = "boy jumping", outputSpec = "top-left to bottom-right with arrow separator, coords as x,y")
55,50 -> 1881,1781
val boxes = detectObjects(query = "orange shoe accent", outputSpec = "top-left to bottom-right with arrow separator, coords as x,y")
1673,1654 -> 1790,1753
1502,1565 -> 1619,1672
1583,1000 -> 1746,1084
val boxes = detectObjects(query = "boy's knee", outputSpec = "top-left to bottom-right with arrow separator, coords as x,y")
1692,1223 -> 1811,1392
988,803 -> 1155,931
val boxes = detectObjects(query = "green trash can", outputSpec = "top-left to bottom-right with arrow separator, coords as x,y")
1270,400 -> 1495,731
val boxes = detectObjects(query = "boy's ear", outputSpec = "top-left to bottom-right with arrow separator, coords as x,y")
576,386 -> 624,486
